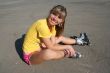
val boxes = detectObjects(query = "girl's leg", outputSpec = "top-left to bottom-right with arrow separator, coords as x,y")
30,49 -> 65,65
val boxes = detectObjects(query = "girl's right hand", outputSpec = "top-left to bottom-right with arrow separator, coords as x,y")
65,45 -> 75,57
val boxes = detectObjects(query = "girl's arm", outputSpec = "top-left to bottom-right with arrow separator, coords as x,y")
41,36 -> 75,57
41,37 -> 71,51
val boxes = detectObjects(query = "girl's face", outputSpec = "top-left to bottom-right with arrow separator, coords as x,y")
48,13 -> 64,26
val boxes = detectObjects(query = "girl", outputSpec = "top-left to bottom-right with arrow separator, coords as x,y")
22,5 -> 89,65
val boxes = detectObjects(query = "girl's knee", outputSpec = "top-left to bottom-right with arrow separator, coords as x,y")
30,49 -> 63,64
43,49 -> 57,60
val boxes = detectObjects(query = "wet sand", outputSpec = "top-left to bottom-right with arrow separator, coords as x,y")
0,0 -> 110,73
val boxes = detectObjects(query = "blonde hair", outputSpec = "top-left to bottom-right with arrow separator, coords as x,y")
50,5 -> 67,37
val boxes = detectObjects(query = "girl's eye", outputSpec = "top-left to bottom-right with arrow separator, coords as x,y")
58,16 -> 62,19
52,12 -> 57,16
59,15 -> 64,20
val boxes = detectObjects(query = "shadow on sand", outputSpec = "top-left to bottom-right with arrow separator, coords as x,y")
15,34 -> 25,63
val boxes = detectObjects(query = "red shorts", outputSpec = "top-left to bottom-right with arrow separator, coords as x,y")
23,45 -> 47,65
23,53 -> 32,65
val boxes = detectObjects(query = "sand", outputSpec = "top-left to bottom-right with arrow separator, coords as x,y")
0,0 -> 110,73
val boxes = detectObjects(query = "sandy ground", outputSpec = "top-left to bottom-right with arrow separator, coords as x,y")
0,0 -> 110,73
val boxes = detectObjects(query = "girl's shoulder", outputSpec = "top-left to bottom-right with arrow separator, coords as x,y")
35,18 -> 47,28
37,18 -> 47,24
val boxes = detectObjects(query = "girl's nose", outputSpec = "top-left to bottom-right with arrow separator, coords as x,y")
53,16 -> 57,21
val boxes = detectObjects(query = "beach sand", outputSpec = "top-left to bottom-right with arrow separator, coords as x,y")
0,0 -> 110,73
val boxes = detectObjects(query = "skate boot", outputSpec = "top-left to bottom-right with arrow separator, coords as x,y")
70,33 -> 90,46
69,52 -> 82,59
